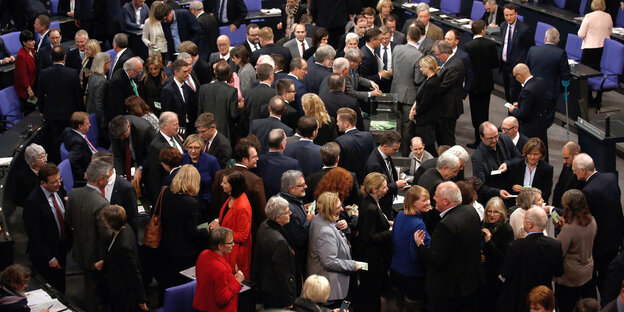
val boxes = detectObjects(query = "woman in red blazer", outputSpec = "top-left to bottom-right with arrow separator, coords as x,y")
193,227 -> 245,312
13,30 -> 36,106
209,171 -> 253,277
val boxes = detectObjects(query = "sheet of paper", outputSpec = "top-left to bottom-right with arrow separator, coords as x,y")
490,170 -> 502,175
355,261 -> 369,271
393,195 -> 404,205
30,298 -> 67,312
0,157 -> 12,166
26,289 -> 53,307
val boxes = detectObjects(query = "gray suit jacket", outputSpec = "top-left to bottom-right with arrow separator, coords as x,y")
237,63 -> 257,98
65,186 -> 110,271
404,150 -> 434,183
392,31 -> 406,45
390,43 -> 425,104
345,70 -> 372,102
307,215 -> 356,301
284,37 -> 312,58
197,80 -> 239,140
418,36 -> 435,56
86,73 -> 107,125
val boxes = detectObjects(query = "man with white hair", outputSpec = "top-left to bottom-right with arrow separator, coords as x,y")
573,153 -> 624,296
417,151 -> 460,232
106,56 -> 143,124
208,35 -> 238,71
144,112 -> 182,202
414,181 -> 482,311
302,44 -> 335,94
401,3 -> 443,40
498,206 -> 563,311
189,1 -> 218,59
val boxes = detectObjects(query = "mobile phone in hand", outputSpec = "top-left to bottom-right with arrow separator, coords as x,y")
340,300 -> 351,312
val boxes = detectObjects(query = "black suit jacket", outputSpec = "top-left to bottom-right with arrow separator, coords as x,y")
418,205 -> 483,301
464,37 -> 499,94
111,115 -> 156,177
319,90 -> 364,131
302,62 -> 331,95
438,54 -> 465,119
552,165 -> 583,208
62,127 -> 93,186
159,190 -> 206,258
480,5 -> 504,25
245,83 -> 276,127
197,12 -> 219,60
515,133 -> 529,152
454,48 -> 473,98
106,69 -> 136,124
251,116 -> 294,153
499,20 -> 533,66
251,44 -> 292,70
284,140 -> 322,177
359,45 -> 381,83
111,49 -> 135,76
309,0 -> 349,29
335,129 -> 375,183
103,226 -> 145,302
206,131 -> 232,169
110,175 -> 139,236
207,0 -> 248,27
414,74 -> 441,126
144,132 -> 183,203
161,78 -> 197,128
354,195 -> 391,265
525,44 -> 571,102
305,167 -> 360,206
255,152 -> 300,199
504,158 -> 553,203
498,233 -> 563,312
364,149 -> 398,218
193,58 -> 213,85
510,77 -> 548,144
162,9 -> 203,60
602,252 -> 624,306
416,168 -> 445,233
37,64 -> 82,122
65,48 -> 83,71
471,133 -> 521,200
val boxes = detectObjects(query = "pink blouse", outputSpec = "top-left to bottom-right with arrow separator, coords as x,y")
578,10 -> 613,49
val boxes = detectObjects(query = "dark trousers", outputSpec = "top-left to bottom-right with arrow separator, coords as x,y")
435,117 -> 457,146
33,247 -> 66,293
81,267 -> 104,312
501,62 -> 521,103
327,26 -> 345,51
581,48 -> 603,104
398,102 -> 415,156
108,291 -> 140,312
428,292 -> 478,312
468,92 -> 491,144
45,119 -> 70,164
356,256 -> 390,312
413,124 -> 437,157
595,251 -> 618,297
555,280 -> 597,312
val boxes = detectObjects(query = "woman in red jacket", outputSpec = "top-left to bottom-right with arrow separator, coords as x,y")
209,171 -> 252,277
193,227 -> 244,312
13,30 -> 36,113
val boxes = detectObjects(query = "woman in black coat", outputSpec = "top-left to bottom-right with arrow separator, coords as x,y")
138,55 -> 168,115
503,137 -> 554,203
410,55 -> 441,157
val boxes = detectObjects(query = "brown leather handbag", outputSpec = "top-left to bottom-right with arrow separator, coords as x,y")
143,186 -> 167,248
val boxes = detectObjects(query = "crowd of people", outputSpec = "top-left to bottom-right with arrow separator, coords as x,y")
1,0 -> 624,311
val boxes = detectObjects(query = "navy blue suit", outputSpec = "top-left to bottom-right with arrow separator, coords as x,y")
499,20 -> 533,102
510,76 -> 548,152
335,129 -> 375,183
65,48 -> 83,71
255,152 -> 301,199
38,64 -> 82,122
122,2 -> 150,30
282,74 -> 306,115
62,127 -> 93,187
250,116 -> 294,154
302,62 -> 331,95
206,0 -> 248,27
162,9 -> 203,61
284,139 -> 322,177
454,48 -> 473,99
359,45 -> 381,83
161,78 -> 197,128
318,89 -> 364,131
251,44 -> 292,71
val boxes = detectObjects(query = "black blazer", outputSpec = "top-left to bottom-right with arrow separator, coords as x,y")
193,57 -> 213,85
159,190 -> 207,258
504,158 -> 553,203
359,45 -> 381,83
414,74 -> 440,126
65,48 -> 83,71
111,49 -> 135,76
499,20 -> 533,66
206,0 -> 248,27
144,132 -> 183,203
196,12 -> 219,60
525,44 -> 571,102
251,116 -> 294,154
471,133 -> 521,200
314,119 -> 337,146
15,168 -> 39,208
418,205 -> 483,301
103,226 -> 145,304
162,9 -> 203,60
319,90 -> 364,131
364,149 -> 398,219
552,165 -> 583,208
354,195 -> 391,263
138,74 -> 168,114
335,129 -> 375,184
245,83 -> 276,128
207,131 -> 233,169
110,175 -> 139,236
106,69 -> 136,124
62,127 -> 92,186
510,77 -> 548,144
161,78 -> 197,128
37,64 -> 82,122
251,44 -> 292,70
480,5 -> 504,25
602,252 -> 624,306
255,152 -> 301,199
309,0 -> 349,29
416,168 -> 445,233
111,115 -> 156,177
498,233 -> 563,312
305,167 -> 360,206
302,62 -> 331,95
283,140 -> 322,177
516,133 -> 529,152
438,54 -> 465,119
463,37 -> 499,94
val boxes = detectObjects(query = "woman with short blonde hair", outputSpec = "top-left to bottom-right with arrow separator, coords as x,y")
170,164 -> 201,196
375,0 -> 394,26
182,134 -> 221,218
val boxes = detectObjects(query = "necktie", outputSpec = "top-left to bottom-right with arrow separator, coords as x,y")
186,76 -> 195,92
50,194 -> 65,240
219,0 -> 227,23
125,140 -> 132,181
131,79 -> 139,96
386,158 -> 395,183
505,25 -> 513,62
101,188 -> 106,197
254,44 -> 259,50
382,46 -> 388,70
300,40 -> 306,57
85,136 -> 97,153
170,137 -> 180,151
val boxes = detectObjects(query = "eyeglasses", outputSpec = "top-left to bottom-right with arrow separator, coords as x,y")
513,73 -> 520,79
36,154 -> 48,161
295,183 -> 307,188
223,241 -> 235,245
482,135 -> 498,142
49,177 -> 63,185
279,209 -> 292,217
501,126 -> 515,132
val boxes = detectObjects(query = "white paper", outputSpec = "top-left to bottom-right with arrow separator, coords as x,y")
490,170 -> 502,175
0,157 -> 12,166
456,18 -> 471,24
429,7 -> 439,12
240,285 -> 251,293
393,195 -> 405,205
504,102 -> 514,109
26,289 -> 53,307
29,298 -> 67,312
508,195 -> 518,198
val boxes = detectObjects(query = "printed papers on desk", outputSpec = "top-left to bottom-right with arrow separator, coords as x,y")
26,289 -> 68,311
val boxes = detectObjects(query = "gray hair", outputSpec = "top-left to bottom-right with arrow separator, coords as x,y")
265,196 -> 290,220
332,57 -> 350,72
25,143 -> 46,164
189,0 -> 203,10
208,227 -> 233,250
483,0 -> 496,5
447,145 -> 469,163
544,27 -> 560,44
437,181 -> 462,203
91,52 -> 111,75
526,206 -> 548,229
315,44 -> 336,63
281,170 -> 304,193
75,29 -> 89,39
344,48 -> 362,62
574,153 -> 595,172
436,152 -> 459,170
345,32 -> 359,44
434,40 -> 453,54
257,54 -> 275,68
123,56 -> 144,71
410,137 -> 424,146
86,159 -> 112,183
159,111 -> 178,129
177,52 -> 192,62
267,128 -> 286,149
416,3 -> 430,13
113,33 -> 128,49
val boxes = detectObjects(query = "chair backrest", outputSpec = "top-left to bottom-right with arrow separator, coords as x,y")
86,114 -> 99,148
0,86 -> 23,127
565,33 -> 583,61
244,0 -> 261,12
160,281 -> 197,312
106,49 -> 117,77
440,0 -> 461,15
517,14 -> 524,22
50,21 -> 60,31
534,22 -> 554,46
616,7 -> 624,28
470,1 -> 486,20
3,32 -> 21,56
58,159 -> 74,194
579,0 -> 587,16
60,143 -> 69,161
600,39 -> 624,76
553,0 -> 566,8
219,24 -> 247,46
50,0 -> 59,15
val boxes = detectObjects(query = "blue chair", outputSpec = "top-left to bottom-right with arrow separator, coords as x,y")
470,1 -> 486,20
440,0 -> 461,16
553,0 -> 566,8
3,32 -> 21,56
616,7 -> 624,28
534,22 -> 554,46
587,39 -> 624,111
219,24 -> 247,46
86,114 -> 99,148
579,0 -> 587,16
60,143 -> 69,161
517,14 -> 524,22
58,159 -> 74,194
106,49 -> 117,77
50,0 -> 59,15
565,33 -> 583,61
50,21 -> 60,31
0,86 -> 23,128
156,281 -> 197,312
244,0 -> 261,12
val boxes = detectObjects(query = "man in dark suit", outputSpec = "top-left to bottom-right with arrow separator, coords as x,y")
359,28 -> 386,84
375,26 -> 395,93
417,152 -> 461,232
414,182 -> 483,311
178,40 -> 213,85
195,112 -> 232,168
63,112 -> 97,187
464,20 -> 499,148
154,3 -> 203,61
319,72 -> 364,130
65,30 -> 89,71
106,57 -> 143,125
161,59 -> 197,129
34,14 -> 50,56
501,116 -> 529,152
38,46 -> 82,164
284,116 -> 322,176
197,60 -> 239,141
573,153 -> 624,296
309,0 -> 349,48
242,23 -> 261,54
444,29 -> 472,106
498,207 -> 563,312
481,0 -> 505,27
208,35 -> 239,73
525,27 -> 570,128
122,0 -> 149,31
508,63 -> 549,156
335,107 -> 375,183
385,15 -> 406,45
251,96 -> 294,153
499,3 -> 533,103
205,0 -> 247,31
471,121 -> 521,201
552,142 -> 582,208
65,160 -> 112,312
434,40 -> 465,147
255,128 -> 300,200
109,114 -> 156,183
271,78 -> 300,130
245,63 -> 276,129
36,24 -> 57,72
110,33 -> 135,76
302,45 -> 335,94
23,164 -> 69,293
336,15 -> 367,53
364,130 -> 408,219
283,57 -> 308,116
251,27 -> 292,70
189,1 -> 219,60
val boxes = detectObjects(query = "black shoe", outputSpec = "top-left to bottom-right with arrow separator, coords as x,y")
466,142 -> 479,149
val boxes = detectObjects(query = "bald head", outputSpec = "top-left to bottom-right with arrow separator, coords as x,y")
513,63 -> 531,83
562,141 -> 580,167
217,35 -> 231,56
502,116 -> 519,140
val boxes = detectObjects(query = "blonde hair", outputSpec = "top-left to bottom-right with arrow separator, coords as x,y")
419,55 -> 440,74
301,275 -> 331,303
258,26 -> 274,41
316,192 -> 341,222
485,197 -> 507,223
591,0 -> 606,11
516,187 -> 542,210
85,39 -> 101,56
183,134 -> 206,152
403,185 -> 429,215
149,1 -> 164,23
302,93 -> 331,125
376,0 -> 394,13
170,164 -> 200,196
360,172 -> 387,196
